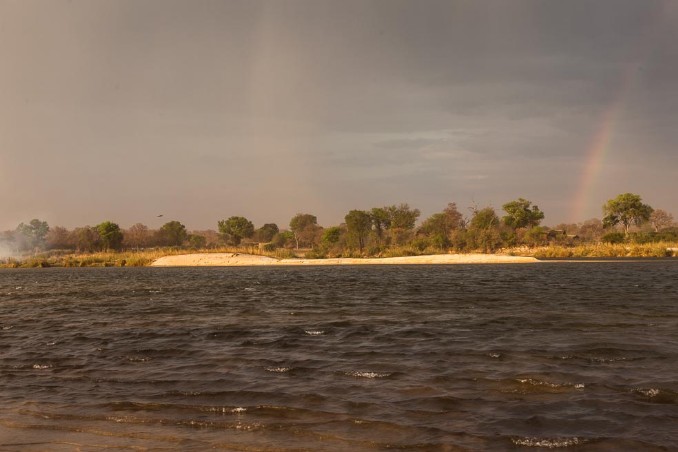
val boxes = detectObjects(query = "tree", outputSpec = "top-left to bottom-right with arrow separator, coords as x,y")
46,226 -> 72,250
70,226 -> 100,252
370,207 -> 391,243
469,207 -> 499,231
191,229 -> 221,248
272,231 -> 296,249
16,219 -> 50,250
253,223 -> 279,243
97,221 -> 124,251
502,198 -> 544,229
345,210 -> 372,252
443,202 -> 466,229
124,223 -> 152,249
188,234 -> 207,249
387,203 -> 420,230
649,209 -> 674,232
418,213 -> 451,249
322,226 -> 342,245
467,207 -> 502,252
383,204 -> 420,245
419,202 -> 465,242
218,216 -> 254,246
157,221 -> 188,246
578,218 -> 604,242
289,213 -> 319,249
602,193 -> 653,235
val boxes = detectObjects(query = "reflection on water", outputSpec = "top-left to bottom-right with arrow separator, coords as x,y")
1,263 -> 677,450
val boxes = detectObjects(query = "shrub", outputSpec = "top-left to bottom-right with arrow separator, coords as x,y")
602,232 -> 625,244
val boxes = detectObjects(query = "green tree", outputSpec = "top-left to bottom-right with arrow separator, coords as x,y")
418,213 -> 451,249
467,207 -> 502,252
253,223 -> 279,243
157,221 -> 188,246
289,213 -> 319,249
502,198 -> 544,229
272,231 -> 295,249
602,193 -> 653,235
383,204 -> 420,245
469,207 -> 499,231
97,221 -> 124,251
419,202 -> 465,246
16,219 -> 50,250
387,203 -> 420,230
218,216 -> 254,246
345,210 -> 372,252
523,226 -> 547,247
322,226 -> 342,245
188,234 -> 207,249
370,207 -> 391,243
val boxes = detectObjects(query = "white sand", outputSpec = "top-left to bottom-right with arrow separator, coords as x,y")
151,253 -> 539,267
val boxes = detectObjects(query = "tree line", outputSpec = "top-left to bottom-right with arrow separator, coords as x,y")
2,193 -> 676,256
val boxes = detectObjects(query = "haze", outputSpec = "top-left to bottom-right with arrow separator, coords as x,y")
1,0 -> 677,231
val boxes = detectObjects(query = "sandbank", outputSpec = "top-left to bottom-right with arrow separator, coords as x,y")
151,253 -> 539,267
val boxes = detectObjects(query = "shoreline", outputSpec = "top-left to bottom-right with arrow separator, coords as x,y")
151,253 -> 540,267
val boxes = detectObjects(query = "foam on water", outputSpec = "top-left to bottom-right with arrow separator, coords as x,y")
32,364 -> 52,369
304,329 -> 325,336
346,371 -> 392,379
266,367 -> 291,373
512,437 -> 587,448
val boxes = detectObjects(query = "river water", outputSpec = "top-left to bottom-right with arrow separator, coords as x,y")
1,263 -> 677,450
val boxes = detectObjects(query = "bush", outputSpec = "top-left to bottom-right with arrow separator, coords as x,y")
411,237 -> 431,252
366,245 -> 384,257
602,232 -> 625,244
304,248 -> 327,259
260,242 -> 277,252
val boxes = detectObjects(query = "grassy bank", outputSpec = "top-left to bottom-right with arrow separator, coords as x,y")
0,246 -> 295,269
1,243 -> 676,268
511,242 -> 678,259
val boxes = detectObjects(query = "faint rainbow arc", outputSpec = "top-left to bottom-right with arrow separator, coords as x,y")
569,65 -> 637,223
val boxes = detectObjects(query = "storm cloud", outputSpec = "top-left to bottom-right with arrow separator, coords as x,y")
1,0 -> 676,230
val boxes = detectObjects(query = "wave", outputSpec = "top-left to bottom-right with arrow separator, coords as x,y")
304,330 -> 325,336
511,436 -> 588,448
631,387 -> 678,404
344,371 -> 392,379
265,366 -> 291,373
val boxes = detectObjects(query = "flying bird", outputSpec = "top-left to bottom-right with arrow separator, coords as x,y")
157,214 -> 164,217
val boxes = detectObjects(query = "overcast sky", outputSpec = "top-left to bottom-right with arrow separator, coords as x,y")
1,0 -> 676,231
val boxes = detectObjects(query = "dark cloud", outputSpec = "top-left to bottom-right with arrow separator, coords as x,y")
1,0 -> 676,229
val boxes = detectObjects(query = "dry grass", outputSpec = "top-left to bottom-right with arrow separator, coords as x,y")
523,242 -> 678,259
0,246 -> 285,269
2,242 -> 676,268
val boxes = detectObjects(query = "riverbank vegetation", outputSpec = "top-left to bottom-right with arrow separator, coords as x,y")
2,193 -> 676,268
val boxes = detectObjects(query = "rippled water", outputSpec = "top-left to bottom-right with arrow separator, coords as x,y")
1,263 -> 677,450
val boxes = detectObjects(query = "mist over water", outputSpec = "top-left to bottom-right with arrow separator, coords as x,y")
1,263 -> 677,450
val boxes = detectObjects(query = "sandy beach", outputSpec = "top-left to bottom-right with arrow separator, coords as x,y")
151,253 -> 539,267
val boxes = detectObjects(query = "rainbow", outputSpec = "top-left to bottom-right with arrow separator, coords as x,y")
569,3 -> 666,223
569,62 -> 639,223
569,100 -> 621,222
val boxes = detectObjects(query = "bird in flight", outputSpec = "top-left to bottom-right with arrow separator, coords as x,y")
157,214 -> 164,217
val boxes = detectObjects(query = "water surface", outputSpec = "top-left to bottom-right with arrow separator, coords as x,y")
1,263 -> 677,450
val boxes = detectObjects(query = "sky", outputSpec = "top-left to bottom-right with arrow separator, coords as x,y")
1,0 -> 677,231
